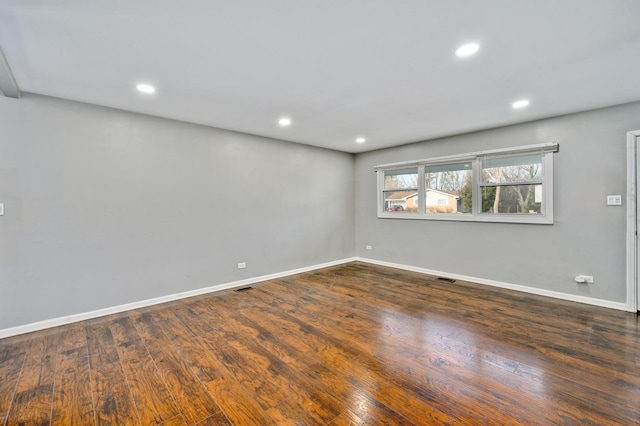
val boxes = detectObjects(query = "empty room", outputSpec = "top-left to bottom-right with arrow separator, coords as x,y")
1,1 -> 640,425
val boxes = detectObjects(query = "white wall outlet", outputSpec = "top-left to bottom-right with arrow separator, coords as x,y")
365,245 -> 372,250
606,195 -> 622,206
237,262 -> 246,269
0,203 -> 3,216
575,275 -> 594,283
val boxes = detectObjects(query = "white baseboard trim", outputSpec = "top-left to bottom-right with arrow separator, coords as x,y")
2,256 -> 627,339
354,257 -> 628,311
0,257 -> 357,339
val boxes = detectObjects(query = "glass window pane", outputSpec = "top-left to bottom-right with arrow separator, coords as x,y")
482,154 -> 542,184
425,162 -> 472,214
383,190 -> 418,212
481,184 -> 542,214
384,168 -> 418,190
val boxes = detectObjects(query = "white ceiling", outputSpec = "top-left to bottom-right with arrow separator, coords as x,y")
1,0 -> 639,153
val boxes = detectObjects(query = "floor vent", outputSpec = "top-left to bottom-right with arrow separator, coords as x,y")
234,286 -> 254,292
437,277 -> 456,283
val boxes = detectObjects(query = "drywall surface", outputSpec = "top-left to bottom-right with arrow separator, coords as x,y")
355,102 -> 640,303
0,94 -> 355,329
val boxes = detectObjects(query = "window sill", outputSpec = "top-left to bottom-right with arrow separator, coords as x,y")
377,212 -> 553,224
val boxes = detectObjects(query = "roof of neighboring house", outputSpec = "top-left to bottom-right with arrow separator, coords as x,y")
385,191 -> 417,201
426,188 -> 460,199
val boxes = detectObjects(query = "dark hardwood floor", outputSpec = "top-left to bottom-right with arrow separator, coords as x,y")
1,262 -> 639,425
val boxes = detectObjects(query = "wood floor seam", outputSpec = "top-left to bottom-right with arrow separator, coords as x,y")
83,324 -> 97,426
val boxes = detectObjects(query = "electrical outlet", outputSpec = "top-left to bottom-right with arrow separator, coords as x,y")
237,262 -> 246,269
0,203 -> 4,216
575,275 -> 594,283
365,245 -> 372,250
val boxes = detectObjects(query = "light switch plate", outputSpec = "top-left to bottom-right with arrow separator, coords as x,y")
606,195 -> 622,206
0,203 -> 4,215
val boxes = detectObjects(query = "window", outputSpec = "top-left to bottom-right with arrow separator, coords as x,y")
375,143 -> 557,224
480,153 -> 542,214
424,161 -> 472,215
382,167 -> 418,213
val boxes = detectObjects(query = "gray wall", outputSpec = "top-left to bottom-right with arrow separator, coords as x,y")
355,102 -> 640,303
0,94 -> 355,330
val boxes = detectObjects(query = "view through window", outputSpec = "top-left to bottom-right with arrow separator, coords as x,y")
424,162 -> 472,214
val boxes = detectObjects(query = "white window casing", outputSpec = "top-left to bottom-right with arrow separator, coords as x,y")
375,143 -> 558,224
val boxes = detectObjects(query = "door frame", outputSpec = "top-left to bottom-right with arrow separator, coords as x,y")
625,130 -> 640,312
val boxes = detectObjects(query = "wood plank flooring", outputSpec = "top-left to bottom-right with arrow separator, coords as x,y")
1,262 -> 639,425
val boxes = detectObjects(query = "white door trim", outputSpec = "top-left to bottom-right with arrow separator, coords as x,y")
625,130 -> 640,312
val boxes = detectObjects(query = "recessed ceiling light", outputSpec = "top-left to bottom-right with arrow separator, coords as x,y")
278,117 -> 292,127
136,83 -> 156,94
512,99 -> 530,109
455,43 -> 480,58
356,137 -> 366,143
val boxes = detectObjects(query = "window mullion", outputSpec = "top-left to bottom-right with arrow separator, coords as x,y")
472,158 -> 481,216
418,166 -> 426,215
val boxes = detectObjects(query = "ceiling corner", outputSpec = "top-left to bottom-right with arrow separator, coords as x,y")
0,46 -> 20,99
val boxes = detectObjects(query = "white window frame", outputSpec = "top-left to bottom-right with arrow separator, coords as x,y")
375,143 -> 558,224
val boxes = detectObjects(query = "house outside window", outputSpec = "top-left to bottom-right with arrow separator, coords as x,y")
382,167 -> 418,213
